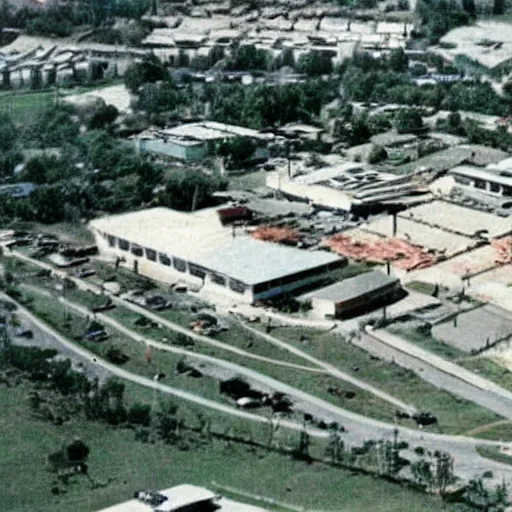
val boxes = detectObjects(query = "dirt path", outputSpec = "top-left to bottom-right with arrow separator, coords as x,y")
464,420 -> 512,437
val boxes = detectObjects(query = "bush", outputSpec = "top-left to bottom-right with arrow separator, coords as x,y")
128,403 -> 151,426
368,145 -> 388,164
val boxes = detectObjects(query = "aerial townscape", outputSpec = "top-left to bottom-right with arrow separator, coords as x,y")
3,0 -> 512,510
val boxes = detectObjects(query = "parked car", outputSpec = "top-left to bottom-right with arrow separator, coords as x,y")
83,329 -> 108,342
15,328 -> 33,339
75,267 -> 96,278
134,490 -> 167,507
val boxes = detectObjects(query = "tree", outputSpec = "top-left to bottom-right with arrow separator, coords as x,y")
292,418 -> 311,461
157,170 -> 228,212
155,401 -> 181,444
128,403 -> 151,426
368,145 -> 388,164
297,51 -> 333,77
325,428 -> 345,464
395,109 -> 425,134
0,114 -> 17,152
66,439 -> 90,463
388,49 -> 409,73
87,103 -> 119,130
434,450 -> 455,495
124,55 -> 169,93
215,136 -> 256,167
411,458 -> 434,490
227,44 -> 269,71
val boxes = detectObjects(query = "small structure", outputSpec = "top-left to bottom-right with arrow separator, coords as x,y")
449,164 -> 512,198
0,182 -> 38,199
300,270 -> 401,318
135,122 -> 273,162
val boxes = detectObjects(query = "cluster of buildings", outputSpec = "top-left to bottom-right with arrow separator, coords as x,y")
141,15 -> 413,68
0,34 -> 148,90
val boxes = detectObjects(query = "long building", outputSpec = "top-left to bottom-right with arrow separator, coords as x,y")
89,207 -> 343,303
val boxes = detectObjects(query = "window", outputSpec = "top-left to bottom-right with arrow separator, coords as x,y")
145,248 -> 156,261
131,244 -> 143,257
490,181 -> 501,194
118,239 -> 129,251
174,258 -> 187,272
211,273 -> 226,286
189,264 -> 207,279
107,235 -> 116,248
159,253 -> 171,266
503,186 -> 512,197
229,279 -> 246,294
474,179 -> 486,190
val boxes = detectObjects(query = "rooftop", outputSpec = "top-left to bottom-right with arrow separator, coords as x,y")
156,485 -> 217,512
0,182 -> 38,198
89,207 -> 341,285
160,121 -> 273,142
449,165 -> 512,188
301,270 -> 398,302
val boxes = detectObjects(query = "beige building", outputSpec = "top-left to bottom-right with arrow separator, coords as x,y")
89,207 -> 343,304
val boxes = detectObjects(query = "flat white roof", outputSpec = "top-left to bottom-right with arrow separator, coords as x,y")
89,208 -> 341,285
161,122 -> 273,142
450,165 -> 512,187
156,485 -> 217,511
399,200 -> 512,239
95,485 -> 268,512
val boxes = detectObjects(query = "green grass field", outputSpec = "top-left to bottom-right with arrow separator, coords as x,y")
476,445 -> 512,465
21,285 -> 399,424
0,90 -> 56,123
387,325 -> 464,361
262,325 -> 501,435
0,380 -> 460,512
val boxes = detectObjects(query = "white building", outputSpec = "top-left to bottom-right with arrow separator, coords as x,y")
97,484 -> 268,512
135,122 -> 273,162
89,207 -> 343,304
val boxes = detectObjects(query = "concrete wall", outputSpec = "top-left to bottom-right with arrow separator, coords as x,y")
139,139 -> 206,161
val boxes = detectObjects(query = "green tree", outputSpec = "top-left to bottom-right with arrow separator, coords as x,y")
87,104 -> 119,130
388,48 -> 409,73
0,113 -> 17,152
395,109 -> 425,134
128,403 -> 151,426
292,418 -> 311,460
157,170 -> 228,211
66,439 -> 90,463
297,50 -> 333,77
227,44 -> 269,71
124,55 -> 169,93
411,458 -> 434,490
368,144 -> 388,164
325,428 -> 345,464
155,401 -> 182,444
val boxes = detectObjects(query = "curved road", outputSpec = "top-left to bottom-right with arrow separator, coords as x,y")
7,252 -> 512,485
233,315 -> 418,415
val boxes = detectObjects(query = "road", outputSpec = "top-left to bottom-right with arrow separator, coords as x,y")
351,327 -> 512,421
9,291 -> 512,486
9,250 -> 419,413
233,316 -> 418,415
7,251 -> 512,484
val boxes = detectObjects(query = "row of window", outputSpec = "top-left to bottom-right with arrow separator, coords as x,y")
103,232 -> 246,293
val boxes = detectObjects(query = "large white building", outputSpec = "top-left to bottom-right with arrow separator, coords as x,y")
89,207 -> 343,303
97,484 -> 268,512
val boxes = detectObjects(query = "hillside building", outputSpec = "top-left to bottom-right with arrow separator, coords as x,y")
89,207 -> 343,304
134,122 -> 273,162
